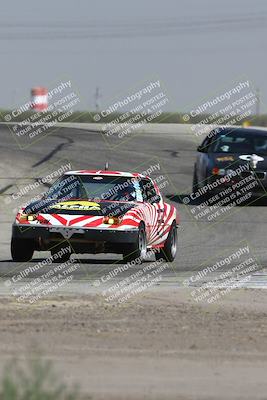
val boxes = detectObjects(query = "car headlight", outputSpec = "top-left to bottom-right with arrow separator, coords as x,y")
103,216 -> 122,225
20,213 -> 37,222
212,167 -> 235,177
27,214 -> 37,221
212,167 -> 225,176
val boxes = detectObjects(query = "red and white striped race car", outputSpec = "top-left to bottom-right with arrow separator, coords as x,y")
11,170 -> 179,263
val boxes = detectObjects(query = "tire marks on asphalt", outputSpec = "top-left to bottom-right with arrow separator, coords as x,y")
32,135 -> 74,168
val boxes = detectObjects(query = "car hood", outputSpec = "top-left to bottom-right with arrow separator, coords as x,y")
24,199 -> 138,217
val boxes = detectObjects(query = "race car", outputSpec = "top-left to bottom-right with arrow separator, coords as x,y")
193,127 -> 267,197
11,170 -> 179,263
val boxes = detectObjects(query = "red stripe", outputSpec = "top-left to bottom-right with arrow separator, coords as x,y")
51,214 -> 68,225
121,219 -> 139,227
68,215 -> 98,226
84,219 -> 103,227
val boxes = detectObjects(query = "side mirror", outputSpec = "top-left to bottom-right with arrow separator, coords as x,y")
197,145 -> 207,153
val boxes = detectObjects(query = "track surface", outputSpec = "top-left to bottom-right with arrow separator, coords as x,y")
1,124 -> 267,400
1,124 -> 267,291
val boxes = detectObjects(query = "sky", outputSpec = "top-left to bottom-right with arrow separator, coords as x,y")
1,0 -> 267,113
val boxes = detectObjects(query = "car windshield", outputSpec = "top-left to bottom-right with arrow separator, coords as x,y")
210,133 -> 267,154
45,174 -> 143,202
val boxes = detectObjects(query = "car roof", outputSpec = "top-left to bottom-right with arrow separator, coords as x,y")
64,170 -> 147,178
212,127 -> 267,137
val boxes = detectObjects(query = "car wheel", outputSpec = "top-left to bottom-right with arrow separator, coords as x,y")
155,222 -> 177,262
11,237 -> 34,262
123,224 -> 147,263
193,168 -> 211,200
51,244 -> 71,263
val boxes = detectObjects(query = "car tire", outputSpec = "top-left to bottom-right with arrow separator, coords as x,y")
123,224 -> 147,263
51,244 -> 71,263
155,222 -> 177,262
193,168 -> 211,200
11,237 -> 34,262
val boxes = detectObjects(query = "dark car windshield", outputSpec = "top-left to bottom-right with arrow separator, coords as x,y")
210,133 -> 267,155
45,174 -> 143,202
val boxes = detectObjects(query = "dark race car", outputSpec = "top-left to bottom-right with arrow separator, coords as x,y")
193,127 -> 267,198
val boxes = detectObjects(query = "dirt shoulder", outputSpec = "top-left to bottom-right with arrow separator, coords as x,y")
0,288 -> 267,400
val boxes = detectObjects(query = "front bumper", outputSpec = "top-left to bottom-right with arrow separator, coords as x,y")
208,171 -> 267,196
12,224 -> 139,243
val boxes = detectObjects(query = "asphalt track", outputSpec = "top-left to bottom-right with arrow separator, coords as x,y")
1,123 -> 267,296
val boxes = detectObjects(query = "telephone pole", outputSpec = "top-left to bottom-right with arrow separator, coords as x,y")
94,87 -> 101,111
256,88 -> 260,116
